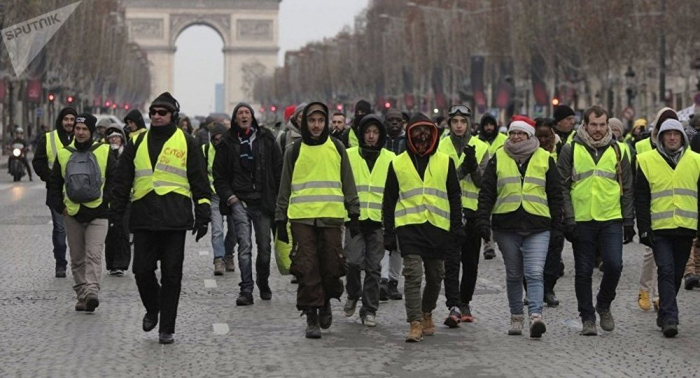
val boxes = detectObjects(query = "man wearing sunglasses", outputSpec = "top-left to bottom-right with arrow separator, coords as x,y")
437,105 -> 490,327
111,92 -> 212,345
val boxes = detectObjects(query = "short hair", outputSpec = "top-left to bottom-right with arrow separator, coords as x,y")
583,106 -> 608,124
332,112 -> 345,118
535,117 -> 555,128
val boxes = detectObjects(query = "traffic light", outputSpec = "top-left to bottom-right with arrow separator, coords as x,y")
270,105 -> 277,112
384,102 -> 391,109
124,103 -> 130,110
336,104 -> 343,111
112,103 -> 117,110
551,97 -> 560,106
105,101 -> 111,107
259,106 -> 265,113
66,95 -> 74,104
48,93 -> 55,102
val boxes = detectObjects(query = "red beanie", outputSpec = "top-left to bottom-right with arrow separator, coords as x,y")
509,115 -> 536,137
284,105 -> 296,122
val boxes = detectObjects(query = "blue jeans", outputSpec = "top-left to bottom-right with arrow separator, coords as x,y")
573,220 -> 623,322
49,206 -> 67,268
231,201 -> 272,294
494,230 -> 550,315
210,195 -> 236,261
652,234 -> 693,324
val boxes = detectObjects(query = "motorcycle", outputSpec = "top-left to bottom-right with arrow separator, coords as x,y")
9,143 -> 26,182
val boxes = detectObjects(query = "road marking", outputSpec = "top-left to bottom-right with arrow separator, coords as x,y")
212,323 -> 229,335
199,250 -> 208,256
204,279 -> 217,288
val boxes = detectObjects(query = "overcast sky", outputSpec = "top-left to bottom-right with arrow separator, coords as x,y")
173,0 -> 369,116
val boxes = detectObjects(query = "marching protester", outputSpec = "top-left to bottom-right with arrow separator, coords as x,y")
476,116 -> 563,338
477,113 -> 504,260
437,104 -> 489,327
558,106 -> 634,336
33,107 -> 76,278
111,92 -> 211,345
104,124 -> 131,276
124,109 -> 148,141
341,100 -> 372,148
330,112 -> 347,139
213,103 -> 282,305
48,113 -> 116,312
382,113 -> 462,342
275,102 -> 359,339
635,118 -> 700,338
343,115 -> 395,327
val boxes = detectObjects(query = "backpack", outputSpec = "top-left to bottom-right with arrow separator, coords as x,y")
64,144 -> 103,203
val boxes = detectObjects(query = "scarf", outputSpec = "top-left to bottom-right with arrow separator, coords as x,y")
238,127 -> 256,172
577,125 -> 613,149
503,137 -> 540,164
657,142 -> 685,166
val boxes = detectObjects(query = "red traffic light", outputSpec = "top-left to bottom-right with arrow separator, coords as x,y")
48,94 -> 55,102
551,97 -> 560,106
124,104 -> 130,110
105,101 -> 111,107
67,95 -> 74,103
336,104 -> 343,111
270,105 -> 277,112
384,102 -> 391,109
112,103 -> 118,110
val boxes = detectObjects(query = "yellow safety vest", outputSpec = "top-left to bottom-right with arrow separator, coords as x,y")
202,143 -> 216,193
347,147 -> 395,222
635,137 -> 653,155
570,143 -> 621,221
133,129 -> 205,204
393,151 -> 452,231
437,136 -> 488,210
129,128 -> 147,142
564,131 -> 576,144
638,149 -> 700,231
46,130 -> 60,170
57,143 -> 110,216
487,132 -> 507,157
348,128 -> 359,148
288,138 -> 346,219
493,148 -> 550,217
617,141 -> 631,162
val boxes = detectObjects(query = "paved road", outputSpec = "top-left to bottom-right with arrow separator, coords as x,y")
0,170 -> 698,378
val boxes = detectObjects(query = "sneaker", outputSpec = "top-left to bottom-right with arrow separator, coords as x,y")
305,309 -> 321,339
361,313 -> 377,327
684,274 -> 699,290
444,306 -> 461,328
596,306 -> 615,332
75,298 -> 86,312
638,290 -> 651,311
662,320 -> 678,338
236,292 -> 254,306
213,258 -> 225,276
459,304 -> 474,323
580,320 -> 598,336
405,320 -> 423,342
544,292 -> 559,307
344,298 -> 358,317
421,313 -> 435,336
508,314 -> 524,335
387,280 -> 403,300
159,332 -> 174,344
529,313 -> 547,338
55,266 -> 67,278
379,279 -> 389,301
225,257 -> 236,272
483,248 -> 496,260
319,300 -> 332,329
84,293 -> 99,312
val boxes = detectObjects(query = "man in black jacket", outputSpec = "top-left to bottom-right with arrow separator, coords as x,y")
32,107 -> 76,277
213,102 -> 282,306
111,92 -> 211,345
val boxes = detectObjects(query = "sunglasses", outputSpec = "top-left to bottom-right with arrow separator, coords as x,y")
448,105 -> 471,117
149,109 -> 170,116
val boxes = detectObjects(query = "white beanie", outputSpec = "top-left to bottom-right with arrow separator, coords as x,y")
509,120 -> 535,137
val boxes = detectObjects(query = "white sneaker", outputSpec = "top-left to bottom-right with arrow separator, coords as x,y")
362,314 -> 377,327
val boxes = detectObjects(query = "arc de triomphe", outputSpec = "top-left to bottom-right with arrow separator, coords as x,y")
122,0 -> 279,112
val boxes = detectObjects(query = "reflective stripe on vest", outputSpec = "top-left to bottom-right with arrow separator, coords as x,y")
347,147 -> 395,222
493,148 -> 550,217
393,151 -> 451,231
46,130 -> 59,169
132,129 -> 192,201
638,149 -> 700,231
437,136 -> 488,210
570,143 -> 621,222
202,143 -> 216,193
288,138 -> 345,219
57,143 -> 110,216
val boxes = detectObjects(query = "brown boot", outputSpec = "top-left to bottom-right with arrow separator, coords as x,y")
405,320 -> 423,342
421,312 -> 435,336
225,257 -> 235,272
214,258 -> 225,276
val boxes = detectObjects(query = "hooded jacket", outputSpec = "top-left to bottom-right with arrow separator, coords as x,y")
105,125 -> 127,159
275,102 -> 359,225
557,129 -> 634,227
33,107 -> 76,186
478,114 -> 499,143
213,103 -> 282,217
382,113 -> 462,259
356,114 -> 386,171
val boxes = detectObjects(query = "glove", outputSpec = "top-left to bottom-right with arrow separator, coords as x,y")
276,220 -> 289,244
460,145 -> 478,174
477,224 -> 491,242
564,224 -> 578,243
348,216 -> 361,238
192,220 -> 208,242
383,232 -> 397,251
623,225 -> 636,245
640,231 -> 655,248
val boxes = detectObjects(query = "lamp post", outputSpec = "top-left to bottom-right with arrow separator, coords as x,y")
624,66 -> 637,130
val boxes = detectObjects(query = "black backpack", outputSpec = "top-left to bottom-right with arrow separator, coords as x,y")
64,144 -> 103,203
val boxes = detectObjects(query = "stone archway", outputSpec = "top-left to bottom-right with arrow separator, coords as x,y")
122,0 -> 280,111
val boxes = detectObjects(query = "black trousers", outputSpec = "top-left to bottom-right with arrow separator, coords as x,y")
132,230 -> 186,334
105,211 -> 131,270
544,228 -> 565,293
444,218 -> 482,308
